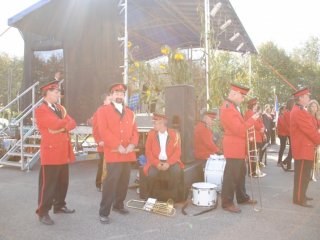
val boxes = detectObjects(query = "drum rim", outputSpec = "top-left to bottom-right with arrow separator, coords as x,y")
192,182 -> 217,189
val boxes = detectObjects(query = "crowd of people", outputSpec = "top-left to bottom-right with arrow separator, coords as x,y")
33,78 -> 320,225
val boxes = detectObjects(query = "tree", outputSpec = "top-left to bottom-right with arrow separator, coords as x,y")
0,53 -> 23,108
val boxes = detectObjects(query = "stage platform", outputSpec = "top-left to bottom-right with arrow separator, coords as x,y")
0,144 -> 319,240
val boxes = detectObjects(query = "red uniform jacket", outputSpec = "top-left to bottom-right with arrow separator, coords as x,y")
290,104 -> 320,161
97,103 -> 139,163
277,114 -> 287,137
283,110 -> 290,136
35,102 -> 76,165
220,100 -> 256,159
144,128 -> 184,175
92,105 -> 107,153
313,116 -> 320,130
194,121 -> 219,160
244,109 -> 264,143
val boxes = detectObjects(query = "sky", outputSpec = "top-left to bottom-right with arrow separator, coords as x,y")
0,0 -> 320,57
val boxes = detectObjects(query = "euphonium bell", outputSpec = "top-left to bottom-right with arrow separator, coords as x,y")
126,198 -> 176,217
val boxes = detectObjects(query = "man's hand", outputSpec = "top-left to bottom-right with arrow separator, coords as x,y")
161,162 -> 170,171
252,112 -> 260,120
157,163 -> 164,171
98,141 -> 104,147
125,144 -> 135,153
48,128 -> 65,134
117,145 -> 126,154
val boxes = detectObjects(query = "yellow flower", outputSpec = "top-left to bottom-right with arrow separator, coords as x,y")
128,41 -> 132,48
159,64 -> 166,69
134,61 -> 140,68
132,76 -> 137,81
161,45 -> 171,55
129,66 -> 135,73
146,89 -> 151,97
174,52 -> 185,61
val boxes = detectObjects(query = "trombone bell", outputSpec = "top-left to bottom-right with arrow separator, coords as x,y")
126,198 -> 176,217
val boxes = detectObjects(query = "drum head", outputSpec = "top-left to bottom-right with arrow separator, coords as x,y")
192,182 -> 216,190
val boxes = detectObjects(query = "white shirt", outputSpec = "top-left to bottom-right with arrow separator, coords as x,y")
158,131 -> 168,161
113,102 -> 123,114
47,102 -> 57,111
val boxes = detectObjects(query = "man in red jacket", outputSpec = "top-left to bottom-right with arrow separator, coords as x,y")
194,111 -> 219,161
97,83 -> 139,224
220,83 -> 260,213
92,93 -> 112,191
244,98 -> 266,177
35,80 -> 76,225
290,88 -> 320,208
143,113 -> 184,200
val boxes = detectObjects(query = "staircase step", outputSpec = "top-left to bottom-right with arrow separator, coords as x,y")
7,152 -> 35,158
27,135 -> 41,139
0,161 -> 21,167
23,144 -> 40,148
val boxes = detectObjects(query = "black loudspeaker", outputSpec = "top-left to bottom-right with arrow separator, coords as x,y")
165,85 -> 195,163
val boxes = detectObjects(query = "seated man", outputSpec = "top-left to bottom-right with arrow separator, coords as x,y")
194,111 -> 220,161
143,113 -> 184,200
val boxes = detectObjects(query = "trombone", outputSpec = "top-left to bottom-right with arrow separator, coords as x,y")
246,126 -> 264,212
126,198 -> 176,217
311,145 -> 320,182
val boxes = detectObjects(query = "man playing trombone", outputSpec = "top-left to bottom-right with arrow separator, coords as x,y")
220,83 -> 259,213
244,97 -> 266,177
290,88 -> 320,208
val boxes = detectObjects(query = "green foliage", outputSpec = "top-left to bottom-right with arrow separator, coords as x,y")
0,53 -> 23,108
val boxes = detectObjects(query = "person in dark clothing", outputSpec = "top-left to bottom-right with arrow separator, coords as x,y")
276,106 -> 288,166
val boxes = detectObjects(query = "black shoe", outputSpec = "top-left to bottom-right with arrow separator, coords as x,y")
112,207 -> 129,215
223,205 -> 241,213
286,168 -> 294,172
54,206 -> 75,214
100,215 -> 110,224
293,201 -> 313,208
39,214 -> 54,225
239,199 -> 258,205
280,162 -> 288,171
306,196 -> 313,201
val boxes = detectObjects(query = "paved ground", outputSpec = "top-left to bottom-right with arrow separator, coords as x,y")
0,144 -> 319,240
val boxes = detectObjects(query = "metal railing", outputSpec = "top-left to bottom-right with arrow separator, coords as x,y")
0,81 -> 41,170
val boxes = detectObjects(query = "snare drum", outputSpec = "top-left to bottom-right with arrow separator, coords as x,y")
192,182 -> 217,207
204,155 -> 226,192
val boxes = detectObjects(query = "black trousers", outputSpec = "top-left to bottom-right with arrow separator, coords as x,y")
146,163 -> 181,197
36,164 -> 69,216
221,159 -> 250,208
278,136 -> 287,164
95,152 -> 104,188
283,137 -> 292,169
293,160 -> 313,204
99,162 -> 131,217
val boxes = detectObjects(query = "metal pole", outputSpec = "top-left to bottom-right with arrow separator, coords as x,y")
20,121 -> 24,170
32,86 -> 35,127
124,0 -> 129,104
248,53 -> 252,91
204,0 -> 210,110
